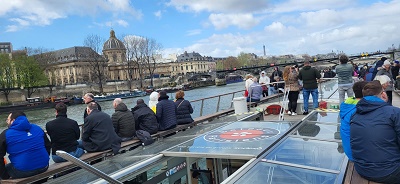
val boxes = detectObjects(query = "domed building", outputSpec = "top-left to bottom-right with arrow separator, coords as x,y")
103,29 -> 126,63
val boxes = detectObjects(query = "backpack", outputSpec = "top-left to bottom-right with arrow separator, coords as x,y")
136,130 -> 154,146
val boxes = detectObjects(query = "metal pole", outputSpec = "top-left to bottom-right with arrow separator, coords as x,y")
56,151 -> 123,184
216,96 -> 221,113
200,99 -> 204,116
230,93 -> 235,108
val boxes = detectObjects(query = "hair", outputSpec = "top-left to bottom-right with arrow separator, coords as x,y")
113,98 -> 122,106
274,76 -> 280,80
245,74 -> 253,80
159,90 -> 167,97
304,61 -> 310,65
282,66 -> 291,81
10,111 -> 26,120
87,102 -> 98,111
252,77 -> 258,82
137,99 -> 145,105
85,93 -> 94,100
353,81 -> 368,98
374,75 -> 391,86
362,80 -> 383,97
55,103 -> 67,114
175,90 -> 185,99
339,54 -> 348,64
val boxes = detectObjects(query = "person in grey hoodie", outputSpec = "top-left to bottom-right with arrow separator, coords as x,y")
335,54 -> 354,104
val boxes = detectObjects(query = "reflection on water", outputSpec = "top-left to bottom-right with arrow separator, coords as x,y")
0,82 -> 245,131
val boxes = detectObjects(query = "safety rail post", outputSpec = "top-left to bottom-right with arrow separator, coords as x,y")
199,99 -> 205,116
216,96 -> 221,113
230,93 -> 236,108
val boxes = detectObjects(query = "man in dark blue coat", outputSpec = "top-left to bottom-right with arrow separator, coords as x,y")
0,111 -> 51,179
131,99 -> 159,135
350,80 -> 400,183
371,57 -> 387,80
83,102 -> 121,155
156,91 -> 177,131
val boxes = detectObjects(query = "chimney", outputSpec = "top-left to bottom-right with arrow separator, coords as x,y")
263,45 -> 266,56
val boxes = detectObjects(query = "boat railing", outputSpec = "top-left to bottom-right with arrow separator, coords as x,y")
189,90 -> 244,116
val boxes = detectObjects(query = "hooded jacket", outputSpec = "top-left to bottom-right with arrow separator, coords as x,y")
339,97 -> 359,161
298,66 -> 321,89
148,92 -> 159,113
111,103 -> 136,138
156,94 -> 177,131
0,116 -> 50,172
83,110 -> 121,154
350,96 -> 400,179
175,98 -> 194,125
131,103 -> 159,135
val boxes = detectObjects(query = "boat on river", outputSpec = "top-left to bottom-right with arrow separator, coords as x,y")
94,90 -> 147,102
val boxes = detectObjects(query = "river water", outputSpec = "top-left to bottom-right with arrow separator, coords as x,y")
0,82 -> 245,131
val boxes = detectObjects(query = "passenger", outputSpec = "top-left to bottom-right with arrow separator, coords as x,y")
247,77 -> 262,102
175,90 -> 194,125
131,99 -> 158,135
156,90 -> 177,131
148,91 -> 159,113
376,60 -> 394,105
271,66 -> 283,79
392,60 -> 400,80
339,81 -> 368,161
82,102 -> 121,154
244,74 -> 254,97
336,54 -> 355,104
298,60 -> 321,115
83,93 -> 102,119
283,65 -> 300,116
46,103 -> 84,163
365,67 -> 374,81
374,75 -> 392,90
350,80 -> 400,183
111,98 -> 136,142
0,111 -> 50,179
259,71 -> 270,97
371,57 -> 387,80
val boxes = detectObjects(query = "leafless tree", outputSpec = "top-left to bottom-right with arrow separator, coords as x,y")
83,34 -> 107,93
122,35 -> 144,89
141,37 -> 163,87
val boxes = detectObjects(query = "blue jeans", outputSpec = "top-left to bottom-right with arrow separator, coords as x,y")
246,97 -> 260,102
303,88 -> 319,112
268,87 -> 278,96
5,163 -> 48,179
52,147 -> 85,163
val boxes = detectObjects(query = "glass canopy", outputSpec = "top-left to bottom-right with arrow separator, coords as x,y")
162,121 -> 297,159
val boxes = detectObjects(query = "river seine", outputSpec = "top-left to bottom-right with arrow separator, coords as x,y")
0,82 -> 245,131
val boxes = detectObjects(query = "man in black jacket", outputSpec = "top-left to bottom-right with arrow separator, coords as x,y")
131,99 -> 158,135
156,91 -> 177,131
82,102 -> 121,154
111,98 -> 136,141
46,103 -> 83,163
83,93 -> 101,119
298,61 -> 321,115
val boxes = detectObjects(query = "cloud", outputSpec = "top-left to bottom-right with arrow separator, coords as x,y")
272,0 -> 354,13
154,10 -> 162,19
116,20 -> 129,27
209,13 -> 261,29
167,0 -> 269,13
0,0 -> 142,32
186,29 -> 202,36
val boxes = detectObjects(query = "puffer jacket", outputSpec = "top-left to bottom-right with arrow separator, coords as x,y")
298,66 -> 321,89
131,103 -> 159,135
284,71 -> 300,91
350,96 -> 400,179
339,97 -> 359,161
156,94 -> 177,131
0,116 -> 50,172
111,103 -> 136,138
175,98 -> 194,125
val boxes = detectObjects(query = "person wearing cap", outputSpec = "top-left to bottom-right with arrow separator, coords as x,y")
259,71 -> 270,97
336,54 -> 354,104
83,93 -> 102,119
371,57 -> 387,80
350,81 -> 400,183
376,60 -> 394,105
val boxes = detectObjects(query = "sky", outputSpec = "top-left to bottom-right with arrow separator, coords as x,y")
1,0 -> 400,58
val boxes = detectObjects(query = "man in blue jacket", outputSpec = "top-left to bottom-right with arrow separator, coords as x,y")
0,111 -> 51,179
339,81 -> 368,161
350,80 -> 400,183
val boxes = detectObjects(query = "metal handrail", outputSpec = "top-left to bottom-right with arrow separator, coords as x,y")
56,150 -> 123,184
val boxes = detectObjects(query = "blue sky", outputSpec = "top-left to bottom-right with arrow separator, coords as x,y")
1,0 -> 399,57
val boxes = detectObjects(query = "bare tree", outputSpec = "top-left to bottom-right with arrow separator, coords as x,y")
83,34 -> 107,94
141,37 -> 163,87
124,35 -> 146,89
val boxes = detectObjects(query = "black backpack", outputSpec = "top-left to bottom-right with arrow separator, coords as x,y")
136,130 -> 154,146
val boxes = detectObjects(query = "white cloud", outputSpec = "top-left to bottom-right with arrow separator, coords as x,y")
186,29 -> 202,36
0,0 -> 142,32
167,0 -> 269,13
116,20 -> 129,27
209,13 -> 261,29
154,10 -> 162,19
272,0 -> 354,13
